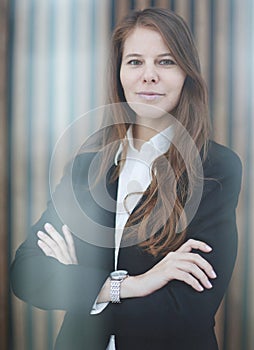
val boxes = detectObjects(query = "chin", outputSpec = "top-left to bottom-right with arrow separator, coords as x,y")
128,102 -> 168,120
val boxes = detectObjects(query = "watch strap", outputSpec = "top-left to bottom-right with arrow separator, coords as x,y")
109,270 -> 129,303
110,280 -> 121,303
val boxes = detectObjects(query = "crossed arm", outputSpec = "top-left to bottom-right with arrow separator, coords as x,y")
11,144 -> 242,328
37,222 -> 217,303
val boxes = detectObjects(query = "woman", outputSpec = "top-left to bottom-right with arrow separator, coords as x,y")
11,8 -> 242,350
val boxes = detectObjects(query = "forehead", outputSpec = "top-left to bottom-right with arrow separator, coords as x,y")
122,26 -> 170,55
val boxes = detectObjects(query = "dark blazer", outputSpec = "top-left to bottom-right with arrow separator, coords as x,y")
11,141 -> 242,350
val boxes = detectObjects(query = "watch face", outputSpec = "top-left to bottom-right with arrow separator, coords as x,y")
110,270 -> 128,280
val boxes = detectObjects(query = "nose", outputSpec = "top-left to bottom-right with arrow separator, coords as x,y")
142,65 -> 159,84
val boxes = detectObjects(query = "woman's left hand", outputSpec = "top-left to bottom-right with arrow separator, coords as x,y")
37,223 -> 78,265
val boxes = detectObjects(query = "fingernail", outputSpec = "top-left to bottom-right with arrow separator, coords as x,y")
37,231 -> 43,237
205,245 -> 212,251
206,281 -> 213,289
45,223 -> 51,230
211,271 -> 217,278
198,285 -> 204,292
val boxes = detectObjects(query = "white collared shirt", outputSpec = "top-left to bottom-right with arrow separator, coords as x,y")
92,125 -> 174,349
114,125 -> 174,270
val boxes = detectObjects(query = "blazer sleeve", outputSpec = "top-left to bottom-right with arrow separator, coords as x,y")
109,143 -> 242,338
10,155 -> 113,314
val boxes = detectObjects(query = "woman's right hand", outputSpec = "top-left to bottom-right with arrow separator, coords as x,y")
121,239 -> 217,299
37,223 -> 78,265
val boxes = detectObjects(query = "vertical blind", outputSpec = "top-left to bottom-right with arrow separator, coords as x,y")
8,0 -> 253,349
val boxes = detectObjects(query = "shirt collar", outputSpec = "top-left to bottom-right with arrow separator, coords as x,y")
148,124 -> 174,154
114,124 -> 174,165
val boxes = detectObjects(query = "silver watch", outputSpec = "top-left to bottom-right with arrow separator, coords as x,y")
110,270 -> 129,303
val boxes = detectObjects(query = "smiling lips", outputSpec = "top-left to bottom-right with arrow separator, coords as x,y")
136,91 -> 165,101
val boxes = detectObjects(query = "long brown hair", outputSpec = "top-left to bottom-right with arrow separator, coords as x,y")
89,8 -> 210,257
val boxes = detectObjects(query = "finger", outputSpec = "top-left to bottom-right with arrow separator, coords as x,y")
37,239 -> 57,259
62,225 -> 78,264
176,270 -> 204,292
163,251 -> 217,281
177,239 -> 212,253
187,253 -> 217,279
179,263 -> 213,289
44,223 -> 70,259
37,230 -> 66,261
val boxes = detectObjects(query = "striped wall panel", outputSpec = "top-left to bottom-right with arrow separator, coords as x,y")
8,0 -> 253,349
0,0 -> 9,349
9,1 -> 110,349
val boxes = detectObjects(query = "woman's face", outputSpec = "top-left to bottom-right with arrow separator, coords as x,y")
120,26 -> 186,126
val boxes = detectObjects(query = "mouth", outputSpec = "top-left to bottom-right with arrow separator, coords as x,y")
136,92 -> 165,101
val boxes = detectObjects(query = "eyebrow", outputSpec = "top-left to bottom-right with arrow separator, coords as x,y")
123,53 -> 173,59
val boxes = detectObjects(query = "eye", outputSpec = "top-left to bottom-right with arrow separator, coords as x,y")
127,59 -> 142,66
159,59 -> 176,66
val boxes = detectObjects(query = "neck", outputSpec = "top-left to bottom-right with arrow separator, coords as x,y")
133,116 -> 172,150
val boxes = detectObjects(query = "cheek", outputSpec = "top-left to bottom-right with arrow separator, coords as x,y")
120,66 -> 139,92
169,73 -> 186,96
119,68 -> 132,103
177,72 -> 186,90
119,66 -> 128,92
119,65 -> 124,87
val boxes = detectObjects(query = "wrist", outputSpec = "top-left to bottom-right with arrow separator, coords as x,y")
120,274 -> 147,299
110,270 -> 129,303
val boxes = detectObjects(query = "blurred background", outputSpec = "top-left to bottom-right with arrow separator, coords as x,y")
0,0 -> 253,349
